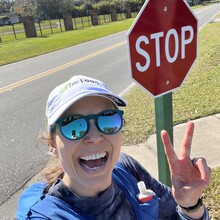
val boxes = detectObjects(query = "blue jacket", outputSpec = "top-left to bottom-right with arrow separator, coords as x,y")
16,162 -> 159,220
16,153 -> 210,219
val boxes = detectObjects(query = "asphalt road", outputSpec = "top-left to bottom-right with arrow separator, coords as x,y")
0,3 -> 219,219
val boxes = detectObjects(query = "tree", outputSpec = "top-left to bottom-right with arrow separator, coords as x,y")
13,0 -> 37,16
11,0 -> 142,20
36,0 -> 74,19
12,0 -> 73,18
0,0 -> 15,13
95,1 -> 110,14
127,0 -> 142,12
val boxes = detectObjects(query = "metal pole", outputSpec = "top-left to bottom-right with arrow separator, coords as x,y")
12,23 -> 17,40
59,18 -> 63,32
49,19 -> 53,34
154,92 -> 173,186
38,21 -> 42,36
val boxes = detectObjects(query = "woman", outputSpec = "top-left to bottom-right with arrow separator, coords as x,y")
16,75 -> 211,219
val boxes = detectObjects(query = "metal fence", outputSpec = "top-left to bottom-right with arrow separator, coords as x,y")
0,12 -> 137,43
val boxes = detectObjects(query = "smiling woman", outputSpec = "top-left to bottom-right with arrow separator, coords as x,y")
16,75 -> 211,220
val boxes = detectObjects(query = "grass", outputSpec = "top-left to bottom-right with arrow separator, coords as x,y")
0,18 -> 134,66
0,6 -> 219,219
203,167 -> 220,219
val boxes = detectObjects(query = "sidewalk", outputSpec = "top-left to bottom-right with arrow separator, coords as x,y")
122,113 -> 220,179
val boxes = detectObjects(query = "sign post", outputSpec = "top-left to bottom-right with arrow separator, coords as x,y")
155,93 -> 173,186
127,0 -> 198,185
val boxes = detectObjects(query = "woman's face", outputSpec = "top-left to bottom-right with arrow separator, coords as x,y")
52,96 -> 123,197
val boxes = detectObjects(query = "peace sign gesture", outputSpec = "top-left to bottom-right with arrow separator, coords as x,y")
161,122 -> 211,218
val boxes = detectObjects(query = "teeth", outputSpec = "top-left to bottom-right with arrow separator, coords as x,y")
81,165 -> 101,170
80,152 -> 106,161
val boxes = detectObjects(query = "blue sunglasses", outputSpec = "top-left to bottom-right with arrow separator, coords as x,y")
56,109 -> 124,140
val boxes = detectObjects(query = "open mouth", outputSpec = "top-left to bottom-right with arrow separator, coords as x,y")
79,152 -> 108,171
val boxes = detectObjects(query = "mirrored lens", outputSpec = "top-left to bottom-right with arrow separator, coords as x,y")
97,111 -> 122,134
60,116 -> 87,140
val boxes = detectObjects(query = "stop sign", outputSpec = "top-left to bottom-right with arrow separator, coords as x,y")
127,0 -> 198,97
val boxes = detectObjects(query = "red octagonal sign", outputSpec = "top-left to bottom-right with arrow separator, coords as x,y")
127,0 -> 198,97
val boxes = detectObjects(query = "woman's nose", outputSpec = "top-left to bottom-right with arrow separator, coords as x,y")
83,121 -> 104,143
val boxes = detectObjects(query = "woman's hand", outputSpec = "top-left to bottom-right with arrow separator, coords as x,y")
161,122 -> 211,217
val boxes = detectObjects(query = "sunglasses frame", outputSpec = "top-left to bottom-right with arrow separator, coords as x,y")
56,109 -> 124,140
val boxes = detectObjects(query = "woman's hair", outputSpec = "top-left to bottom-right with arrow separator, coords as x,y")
41,131 -> 64,188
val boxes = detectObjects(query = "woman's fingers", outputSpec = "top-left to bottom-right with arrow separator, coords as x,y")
180,121 -> 194,158
161,130 -> 178,168
192,157 -> 212,186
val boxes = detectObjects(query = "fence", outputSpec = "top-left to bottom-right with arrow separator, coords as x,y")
0,12 -> 138,43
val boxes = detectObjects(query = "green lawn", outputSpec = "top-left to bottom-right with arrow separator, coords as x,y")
0,18 -> 134,66
203,167 -> 220,219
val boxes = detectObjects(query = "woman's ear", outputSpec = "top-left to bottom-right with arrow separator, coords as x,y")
48,137 -> 58,158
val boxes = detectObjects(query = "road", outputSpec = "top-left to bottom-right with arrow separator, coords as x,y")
0,3 -> 219,219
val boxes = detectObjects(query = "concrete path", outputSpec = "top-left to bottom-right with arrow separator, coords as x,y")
122,114 -> 220,179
